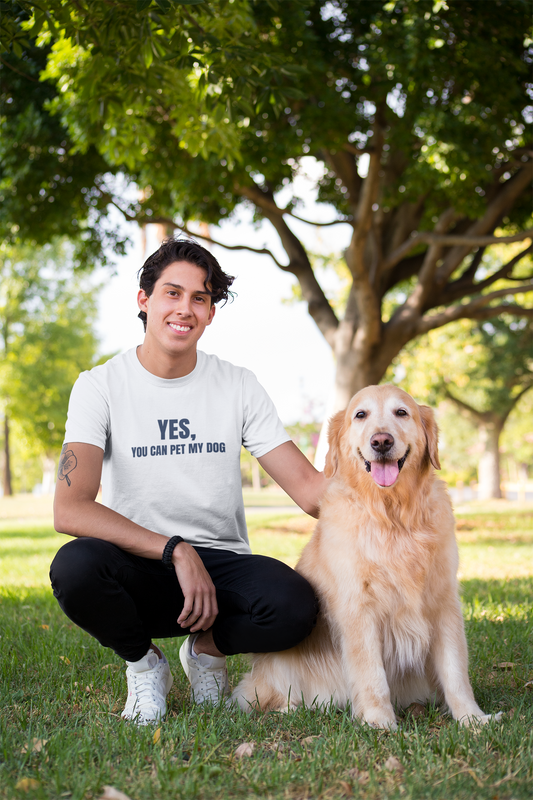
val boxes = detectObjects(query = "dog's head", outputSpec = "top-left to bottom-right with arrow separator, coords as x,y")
324,385 -> 440,488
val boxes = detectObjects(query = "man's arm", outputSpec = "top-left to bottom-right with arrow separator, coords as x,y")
54,442 -> 218,632
257,441 -> 327,518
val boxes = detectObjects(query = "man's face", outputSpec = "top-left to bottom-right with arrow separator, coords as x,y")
137,261 -> 215,358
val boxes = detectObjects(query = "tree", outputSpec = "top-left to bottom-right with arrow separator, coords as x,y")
2,0 -> 532,409
0,241 -> 102,494
387,314 -> 533,500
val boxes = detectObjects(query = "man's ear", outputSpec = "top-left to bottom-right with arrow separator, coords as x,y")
137,289 -> 149,315
207,303 -> 216,325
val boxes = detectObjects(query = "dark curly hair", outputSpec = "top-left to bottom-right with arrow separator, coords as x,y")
137,237 -> 235,330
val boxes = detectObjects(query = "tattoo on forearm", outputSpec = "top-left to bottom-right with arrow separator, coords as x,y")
58,444 -> 78,487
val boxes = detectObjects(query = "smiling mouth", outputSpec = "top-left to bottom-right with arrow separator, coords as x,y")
359,447 -> 411,487
168,322 -> 192,333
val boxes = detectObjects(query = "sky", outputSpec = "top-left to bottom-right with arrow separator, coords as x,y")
95,159 -> 354,426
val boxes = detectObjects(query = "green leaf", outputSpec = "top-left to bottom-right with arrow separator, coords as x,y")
142,41 -> 154,68
136,0 -> 152,10
282,88 -> 308,100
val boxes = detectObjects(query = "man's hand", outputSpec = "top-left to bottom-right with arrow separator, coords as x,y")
172,542 -> 218,633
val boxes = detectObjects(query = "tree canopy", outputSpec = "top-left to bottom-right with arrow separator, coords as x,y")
2,0 -> 532,407
387,311 -> 533,498
0,240 -> 102,493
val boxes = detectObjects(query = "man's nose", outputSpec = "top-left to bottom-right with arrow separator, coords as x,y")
176,296 -> 193,315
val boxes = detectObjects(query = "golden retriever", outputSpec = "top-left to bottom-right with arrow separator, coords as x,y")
233,385 -> 499,728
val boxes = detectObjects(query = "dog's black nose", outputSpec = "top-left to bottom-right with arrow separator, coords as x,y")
370,432 -> 394,454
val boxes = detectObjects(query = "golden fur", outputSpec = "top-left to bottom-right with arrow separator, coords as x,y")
233,385 -> 499,728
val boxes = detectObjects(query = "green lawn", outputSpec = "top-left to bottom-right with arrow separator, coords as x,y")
0,497 -> 532,799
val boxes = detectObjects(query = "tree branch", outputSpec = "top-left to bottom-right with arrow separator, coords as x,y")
443,243 -> 533,304
443,387 -> 490,425
236,182 -> 351,227
388,208 -> 457,327
319,148 -> 362,213
0,56 -> 40,82
384,228 -> 533,273
342,110 -> 385,351
416,283 -> 533,334
107,197 -> 288,268
435,164 -> 533,286
170,221 -> 288,269
342,142 -> 373,156
232,184 -> 340,345
290,213 -> 353,227
500,381 -> 533,426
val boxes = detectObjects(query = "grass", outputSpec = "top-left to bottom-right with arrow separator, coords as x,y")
0,496 -> 532,799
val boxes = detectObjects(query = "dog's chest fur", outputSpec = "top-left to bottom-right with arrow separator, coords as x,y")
299,481 -> 455,679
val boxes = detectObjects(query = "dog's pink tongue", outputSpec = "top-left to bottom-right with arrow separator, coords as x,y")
370,461 -> 399,487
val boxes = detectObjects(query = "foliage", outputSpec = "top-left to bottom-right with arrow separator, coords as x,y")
2,0 -> 532,403
501,389 -> 533,475
385,310 -> 533,491
1,0 -> 308,261
0,241 -> 102,461
389,313 -> 533,411
0,3 -> 128,267
1,503 -> 532,799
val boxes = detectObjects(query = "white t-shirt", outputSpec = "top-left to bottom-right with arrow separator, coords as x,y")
64,347 -> 290,554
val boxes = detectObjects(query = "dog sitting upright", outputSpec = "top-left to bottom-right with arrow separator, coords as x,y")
233,385 -> 499,728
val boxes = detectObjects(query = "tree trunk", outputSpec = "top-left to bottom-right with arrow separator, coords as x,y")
477,419 -> 505,500
3,414 -> 13,497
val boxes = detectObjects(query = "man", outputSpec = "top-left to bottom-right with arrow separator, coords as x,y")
51,237 -> 325,725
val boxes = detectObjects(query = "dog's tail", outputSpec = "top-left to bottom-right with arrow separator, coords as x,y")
232,667 -> 290,712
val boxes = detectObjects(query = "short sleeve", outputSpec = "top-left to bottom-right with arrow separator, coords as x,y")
241,371 -> 291,458
64,371 -> 109,451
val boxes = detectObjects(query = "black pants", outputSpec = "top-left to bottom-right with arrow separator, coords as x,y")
50,538 -> 318,662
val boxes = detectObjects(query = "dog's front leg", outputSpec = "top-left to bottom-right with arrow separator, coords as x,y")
340,618 -> 397,730
429,600 -> 500,726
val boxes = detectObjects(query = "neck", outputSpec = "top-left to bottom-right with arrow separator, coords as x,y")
136,342 -> 198,379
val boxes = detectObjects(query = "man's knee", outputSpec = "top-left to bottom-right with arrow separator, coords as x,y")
50,538 -> 116,608
254,563 -> 318,651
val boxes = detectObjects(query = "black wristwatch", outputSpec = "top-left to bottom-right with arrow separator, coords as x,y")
162,536 -> 185,569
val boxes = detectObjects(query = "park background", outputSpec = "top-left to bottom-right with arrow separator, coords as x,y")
1,1 -> 532,799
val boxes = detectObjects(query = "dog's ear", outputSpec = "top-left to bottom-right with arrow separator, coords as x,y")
418,405 -> 441,470
324,410 -> 345,478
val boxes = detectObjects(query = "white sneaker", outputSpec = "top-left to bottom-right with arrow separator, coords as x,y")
121,649 -> 173,725
179,635 -> 229,705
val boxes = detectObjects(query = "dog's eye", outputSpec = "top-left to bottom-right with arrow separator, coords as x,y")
354,410 -> 366,419
396,408 -> 408,417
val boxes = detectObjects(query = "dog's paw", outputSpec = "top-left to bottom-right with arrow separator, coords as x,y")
367,719 -> 398,732
273,701 -> 299,714
357,711 -> 398,731
458,711 -> 503,727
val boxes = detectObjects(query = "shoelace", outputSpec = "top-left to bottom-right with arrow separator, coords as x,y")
193,666 -> 226,698
128,669 -> 163,705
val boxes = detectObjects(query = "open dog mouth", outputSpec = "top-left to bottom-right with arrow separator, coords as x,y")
358,447 -> 411,487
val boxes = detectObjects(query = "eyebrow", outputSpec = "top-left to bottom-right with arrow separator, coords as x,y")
162,282 -> 210,296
